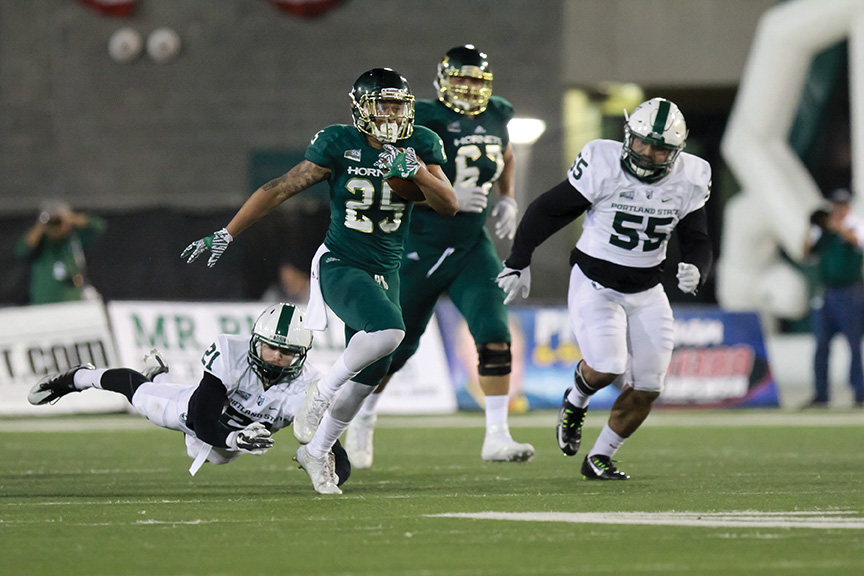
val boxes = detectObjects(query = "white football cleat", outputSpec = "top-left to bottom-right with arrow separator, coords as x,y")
142,349 -> 169,381
345,412 -> 377,469
481,427 -> 535,462
294,446 -> 342,495
293,383 -> 330,444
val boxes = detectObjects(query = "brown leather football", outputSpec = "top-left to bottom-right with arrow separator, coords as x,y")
386,177 -> 425,201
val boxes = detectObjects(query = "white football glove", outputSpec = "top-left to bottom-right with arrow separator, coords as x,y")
374,144 -> 399,172
227,422 -> 274,455
454,183 -> 489,213
677,262 -> 700,294
491,196 -> 518,240
181,227 -> 233,268
375,145 -> 420,179
496,265 -> 531,304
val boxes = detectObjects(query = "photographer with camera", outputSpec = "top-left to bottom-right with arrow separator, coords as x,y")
14,200 -> 106,304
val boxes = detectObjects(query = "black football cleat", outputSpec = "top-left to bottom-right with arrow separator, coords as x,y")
27,364 -> 95,406
581,454 -> 630,481
556,387 -> 587,456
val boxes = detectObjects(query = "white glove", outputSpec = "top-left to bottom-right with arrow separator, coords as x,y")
454,183 -> 489,213
227,422 -> 274,455
375,145 -> 420,179
677,262 -> 700,294
496,265 -> 531,304
374,144 -> 399,172
491,196 -> 518,240
181,227 -> 233,268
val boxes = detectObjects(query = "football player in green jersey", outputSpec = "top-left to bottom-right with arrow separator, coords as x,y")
345,46 -> 534,469
182,68 -> 457,493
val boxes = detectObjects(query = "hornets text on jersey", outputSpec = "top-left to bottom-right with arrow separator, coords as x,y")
410,96 -> 513,249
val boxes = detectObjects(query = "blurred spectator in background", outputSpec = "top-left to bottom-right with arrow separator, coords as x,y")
803,187 -> 864,408
14,200 -> 106,305
261,260 -> 311,305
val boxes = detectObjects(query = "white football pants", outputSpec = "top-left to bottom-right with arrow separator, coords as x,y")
567,264 -> 674,393
131,381 -> 239,465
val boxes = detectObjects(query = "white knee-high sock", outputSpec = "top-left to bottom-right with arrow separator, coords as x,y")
317,329 -> 404,400
73,368 -> 107,390
484,394 -> 509,434
567,387 -> 591,408
317,356 -> 360,401
358,390 -> 383,417
589,424 -> 626,458
307,413 -> 351,459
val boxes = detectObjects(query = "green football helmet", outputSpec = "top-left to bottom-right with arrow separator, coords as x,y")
434,45 -> 493,115
349,68 -> 415,143
248,303 -> 313,386
621,98 -> 688,183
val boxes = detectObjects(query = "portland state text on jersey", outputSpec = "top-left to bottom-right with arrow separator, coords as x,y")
610,201 -> 679,218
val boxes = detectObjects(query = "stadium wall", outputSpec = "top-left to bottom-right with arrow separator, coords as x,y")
0,1 -> 777,304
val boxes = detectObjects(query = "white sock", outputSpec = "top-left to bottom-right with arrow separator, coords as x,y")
306,412 -> 351,460
567,387 -> 591,408
484,395 -> 509,435
317,329 -> 403,400
359,391 -> 382,417
73,368 -> 107,390
317,357 -> 360,401
589,424 -> 626,458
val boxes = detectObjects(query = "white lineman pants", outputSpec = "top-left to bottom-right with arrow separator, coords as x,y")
131,381 -> 239,465
567,264 -> 674,393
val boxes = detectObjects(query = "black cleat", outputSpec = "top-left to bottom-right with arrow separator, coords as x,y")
581,454 -> 630,481
27,364 -> 95,406
556,387 -> 587,456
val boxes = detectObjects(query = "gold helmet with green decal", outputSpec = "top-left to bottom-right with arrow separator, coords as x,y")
349,68 -> 415,143
434,45 -> 493,115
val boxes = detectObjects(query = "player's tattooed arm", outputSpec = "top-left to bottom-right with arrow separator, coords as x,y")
225,161 -> 330,237
261,161 -> 330,199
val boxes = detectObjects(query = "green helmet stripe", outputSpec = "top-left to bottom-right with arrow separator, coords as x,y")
653,100 -> 670,137
275,306 -> 294,338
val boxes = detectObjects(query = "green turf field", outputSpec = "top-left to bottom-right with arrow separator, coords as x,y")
1,411 -> 862,576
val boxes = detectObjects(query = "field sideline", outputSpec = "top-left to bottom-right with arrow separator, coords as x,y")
1,410 -> 862,575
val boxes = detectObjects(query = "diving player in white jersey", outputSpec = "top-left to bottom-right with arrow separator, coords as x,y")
497,98 -> 713,480
27,303 -> 351,485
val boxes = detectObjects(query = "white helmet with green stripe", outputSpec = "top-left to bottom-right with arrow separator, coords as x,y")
248,303 -> 313,385
621,98 -> 688,183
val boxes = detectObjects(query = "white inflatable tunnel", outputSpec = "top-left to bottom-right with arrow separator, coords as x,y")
719,0 -> 864,320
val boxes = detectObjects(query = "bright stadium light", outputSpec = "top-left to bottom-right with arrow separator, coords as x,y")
506,118 -> 547,216
508,118 -> 547,145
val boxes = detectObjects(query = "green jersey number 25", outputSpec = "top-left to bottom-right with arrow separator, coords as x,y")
344,178 -> 406,234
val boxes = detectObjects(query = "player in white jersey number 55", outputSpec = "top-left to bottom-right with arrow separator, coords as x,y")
28,303 -> 351,489
497,98 -> 713,481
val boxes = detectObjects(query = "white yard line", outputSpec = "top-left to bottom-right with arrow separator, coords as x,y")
429,510 -> 864,530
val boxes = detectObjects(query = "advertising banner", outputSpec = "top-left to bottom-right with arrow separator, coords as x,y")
0,301 -> 125,415
436,301 -> 779,410
107,301 -> 455,414
662,308 -> 779,408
